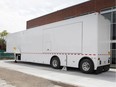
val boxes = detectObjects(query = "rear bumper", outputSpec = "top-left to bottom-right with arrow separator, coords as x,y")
95,64 -> 110,74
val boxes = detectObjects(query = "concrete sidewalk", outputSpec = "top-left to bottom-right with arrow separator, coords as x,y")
0,79 -> 15,87
0,60 -> 116,87
110,64 -> 116,69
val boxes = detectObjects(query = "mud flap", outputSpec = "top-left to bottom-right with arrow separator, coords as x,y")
95,66 -> 103,74
103,65 -> 110,72
95,65 -> 110,74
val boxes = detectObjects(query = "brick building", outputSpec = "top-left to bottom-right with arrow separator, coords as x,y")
27,0 -> 116,63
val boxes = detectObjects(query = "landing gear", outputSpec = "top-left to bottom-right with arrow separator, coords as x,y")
14,60 -> 17,63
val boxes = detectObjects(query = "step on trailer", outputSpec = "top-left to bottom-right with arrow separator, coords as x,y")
6,13 -> 110,74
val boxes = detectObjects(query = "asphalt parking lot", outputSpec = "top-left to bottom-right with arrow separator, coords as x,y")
0,60 -> 116,87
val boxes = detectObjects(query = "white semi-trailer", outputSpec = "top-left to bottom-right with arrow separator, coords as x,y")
6,13 -> 110,73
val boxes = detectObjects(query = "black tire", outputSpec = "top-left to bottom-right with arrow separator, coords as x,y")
51,57 -> 60,69
80,59 -> 94,74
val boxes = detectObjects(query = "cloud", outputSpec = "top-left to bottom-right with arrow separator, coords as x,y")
0,11 -> 26,33
0,0 -> 89,33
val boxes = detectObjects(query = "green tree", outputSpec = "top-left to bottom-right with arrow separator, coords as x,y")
0,30 -> 8,51
0,30 -> 8,39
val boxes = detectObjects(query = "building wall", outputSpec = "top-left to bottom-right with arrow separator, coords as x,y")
27,0 -> 115,29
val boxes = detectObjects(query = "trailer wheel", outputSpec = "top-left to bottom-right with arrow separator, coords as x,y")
80,59 -> 94,74
51,57 -> 60,69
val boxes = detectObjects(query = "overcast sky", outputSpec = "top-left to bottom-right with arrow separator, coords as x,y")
0,0 -> 89,33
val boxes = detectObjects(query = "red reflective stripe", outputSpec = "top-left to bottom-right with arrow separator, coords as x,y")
22,52 -> 98,56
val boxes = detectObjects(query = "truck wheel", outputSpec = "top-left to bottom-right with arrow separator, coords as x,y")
51,57 -> 60,69
80,59 -> 94,74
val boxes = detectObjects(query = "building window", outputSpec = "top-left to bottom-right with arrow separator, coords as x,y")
102,12 -> 111,22
111,43 -> 116,64
101,7 -> 116,64
111,50 -> 116,64
113,11 -> 116,23
111,43 -> 116,49
101,8 -> 116,40
111,24 -> 116,40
